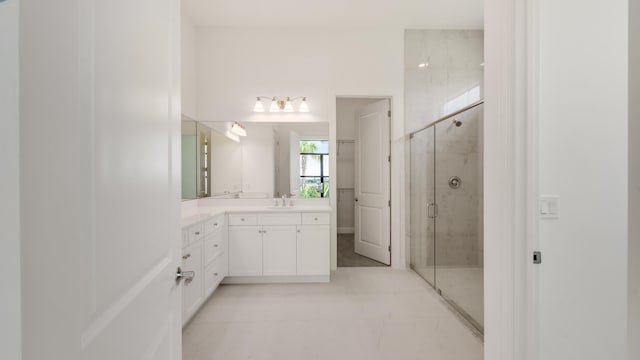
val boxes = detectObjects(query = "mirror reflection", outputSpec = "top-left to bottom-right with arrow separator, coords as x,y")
181,121 -> 329,200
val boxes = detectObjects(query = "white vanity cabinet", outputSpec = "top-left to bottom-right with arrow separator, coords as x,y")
297,225 -> 330,275
181,213 -> 227,325
181,240 -> 203,321
228,224 -> 298,276
228,226 -> 263,276
226,211 -> 330,283
262,225 -> 297,276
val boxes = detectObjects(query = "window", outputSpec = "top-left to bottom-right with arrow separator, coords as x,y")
299,140 -> 329,198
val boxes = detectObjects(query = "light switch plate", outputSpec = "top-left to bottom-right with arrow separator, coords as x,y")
540,195 -> 559,219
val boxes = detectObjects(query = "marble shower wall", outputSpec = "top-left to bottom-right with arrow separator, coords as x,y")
405,30 -> 484,132
406,30 -> 484,268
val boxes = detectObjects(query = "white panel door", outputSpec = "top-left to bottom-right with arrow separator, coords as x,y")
0,1 -> 20,359
228,226 -> 263,276
297,225 -> 330,275
19,0 -> 182,359
354,100 -> 391,265
262,225 -> 297,276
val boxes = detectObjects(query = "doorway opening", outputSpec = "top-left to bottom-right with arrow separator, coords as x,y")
336,97 -> 391,268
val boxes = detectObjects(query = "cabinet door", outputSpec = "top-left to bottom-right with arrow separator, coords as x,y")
263,225 -> 297,276
228,226 -> 262,276
297,225 -> 330,275
182,241 -> 203,323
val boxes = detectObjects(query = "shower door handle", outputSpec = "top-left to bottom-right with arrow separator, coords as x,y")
427,203 -> 439,219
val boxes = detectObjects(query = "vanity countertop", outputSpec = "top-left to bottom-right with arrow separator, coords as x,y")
181,205 -> 332,228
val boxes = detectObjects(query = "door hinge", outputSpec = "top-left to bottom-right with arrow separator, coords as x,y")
533,251 -> 542,264
388,200 -> 391,207
387,110 -> 391,117
388,155 -> 391,162
388,244 -> 391,252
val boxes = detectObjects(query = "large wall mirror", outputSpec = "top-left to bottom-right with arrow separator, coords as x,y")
181,121 -> 329,200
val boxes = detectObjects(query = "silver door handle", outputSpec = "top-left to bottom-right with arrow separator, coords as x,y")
176,267 -> 195,285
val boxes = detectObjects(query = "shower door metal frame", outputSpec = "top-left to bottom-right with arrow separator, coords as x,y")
409,100 -> 486,335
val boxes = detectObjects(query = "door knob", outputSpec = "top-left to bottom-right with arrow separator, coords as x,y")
176,267 -> 195,285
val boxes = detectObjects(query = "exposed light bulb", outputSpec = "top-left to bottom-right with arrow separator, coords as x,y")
418,62 -> 429,68
253,97 -> 265,112
298,97 -> 309,113
269,97 -> 280,112
230,122 -> 247,137
283,97 -> 294,112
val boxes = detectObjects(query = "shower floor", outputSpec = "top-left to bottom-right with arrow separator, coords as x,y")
412,266 -> 484,327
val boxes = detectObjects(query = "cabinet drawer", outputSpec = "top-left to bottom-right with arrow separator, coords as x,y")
204,214 -> 225,234
204,229 -> 226,266
301,212 -> 330,225
187,223 -> 204,244
258,213 -> 301,225
229,214 -> 258,225
205,256 -> 227,296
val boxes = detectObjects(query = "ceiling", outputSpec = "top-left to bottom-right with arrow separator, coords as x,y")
182,0 -> 484,29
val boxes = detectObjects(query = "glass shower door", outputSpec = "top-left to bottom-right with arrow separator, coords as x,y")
434,105 -> 484,330
410,127 -> 436,286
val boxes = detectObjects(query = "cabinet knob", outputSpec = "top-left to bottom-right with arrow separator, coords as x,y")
214,272 -> 219,276
241,218 -> 245,221
297,230 -> 301,233
214,244 -> 218,248
195,231 -> 200,235
214,223 -> 218,226
314,217 -> 318,221
182,253 -> 191,260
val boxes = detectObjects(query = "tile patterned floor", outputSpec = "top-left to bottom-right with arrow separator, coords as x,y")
183,268 -> 483,360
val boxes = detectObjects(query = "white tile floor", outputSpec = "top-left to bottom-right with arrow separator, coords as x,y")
183,268 -> 483,360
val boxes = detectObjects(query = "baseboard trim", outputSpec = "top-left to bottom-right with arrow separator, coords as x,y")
222,275 -> 330,284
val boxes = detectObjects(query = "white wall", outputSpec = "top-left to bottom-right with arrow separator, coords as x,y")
181,13 -> 197,119
630,1 -> 640,358
195,27 -> 406,269
0,1 -> 21,359
538,0 -> 628,358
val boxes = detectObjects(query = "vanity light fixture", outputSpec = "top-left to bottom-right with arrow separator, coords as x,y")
230,122 -> 247,137
253,96 -> 310,113
253,97 -> 265,112
224,131 -> 240,142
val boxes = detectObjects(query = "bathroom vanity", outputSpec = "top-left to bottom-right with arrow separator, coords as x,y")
180,203 -> 331,324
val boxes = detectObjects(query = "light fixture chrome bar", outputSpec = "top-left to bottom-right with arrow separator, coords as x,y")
409,100 -> 484,137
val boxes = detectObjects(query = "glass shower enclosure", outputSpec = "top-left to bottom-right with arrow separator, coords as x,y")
410,101 -> 484,332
